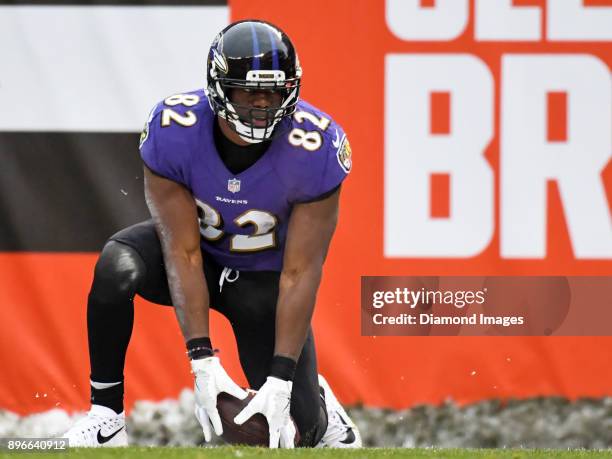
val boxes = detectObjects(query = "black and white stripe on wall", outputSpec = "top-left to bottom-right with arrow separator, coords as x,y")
0,2 -> 229,251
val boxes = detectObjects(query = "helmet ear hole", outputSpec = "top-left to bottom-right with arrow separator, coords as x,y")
206,20 -> 302,143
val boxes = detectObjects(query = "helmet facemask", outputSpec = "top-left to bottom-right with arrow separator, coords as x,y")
208,70 -> 301,144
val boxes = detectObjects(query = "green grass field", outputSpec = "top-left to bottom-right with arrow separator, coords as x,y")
2,447 -> 612,459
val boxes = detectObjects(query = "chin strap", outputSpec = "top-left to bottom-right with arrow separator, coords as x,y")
237,130 -> 268,144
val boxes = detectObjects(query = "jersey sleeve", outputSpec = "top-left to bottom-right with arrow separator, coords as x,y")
289,120 -> 352,203
138,102 -> 192,188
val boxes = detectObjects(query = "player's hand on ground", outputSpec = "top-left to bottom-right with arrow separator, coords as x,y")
234,376 -> 295,448
191,356 -> 248,442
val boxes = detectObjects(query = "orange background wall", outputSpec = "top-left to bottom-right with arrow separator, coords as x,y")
1,0 -> 611,414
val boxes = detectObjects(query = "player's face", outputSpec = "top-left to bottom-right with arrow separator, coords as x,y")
229,88 -> 283,128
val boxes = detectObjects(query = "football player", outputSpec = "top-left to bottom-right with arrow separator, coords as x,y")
64,20 -> 360,448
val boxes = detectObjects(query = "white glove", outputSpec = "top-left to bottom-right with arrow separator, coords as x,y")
234,376 -> 296,449
191,356 -> 247,442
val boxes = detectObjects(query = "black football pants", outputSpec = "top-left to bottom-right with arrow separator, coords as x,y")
87,219 -> 327,446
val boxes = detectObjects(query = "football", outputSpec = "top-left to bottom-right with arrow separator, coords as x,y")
217,390 -> 300,446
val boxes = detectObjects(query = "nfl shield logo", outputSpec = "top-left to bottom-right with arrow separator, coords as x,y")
227,178 -> 241,193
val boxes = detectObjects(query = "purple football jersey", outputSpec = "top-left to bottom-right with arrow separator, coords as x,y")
139,89 -> 351,271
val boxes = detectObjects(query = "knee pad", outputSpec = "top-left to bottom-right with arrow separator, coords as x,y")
90,240 -> 147,303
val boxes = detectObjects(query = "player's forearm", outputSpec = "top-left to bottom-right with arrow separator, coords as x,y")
163,249 -> 210,341
274,266 -> 322,361
144,166 -> 209,342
